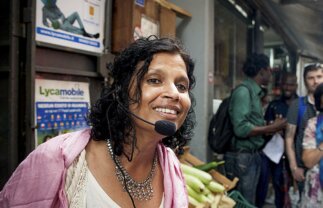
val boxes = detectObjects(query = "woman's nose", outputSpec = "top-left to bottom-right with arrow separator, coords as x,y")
163,83 -> 180,100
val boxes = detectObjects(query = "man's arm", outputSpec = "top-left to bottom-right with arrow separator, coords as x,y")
247,117 -> 286,137
285,123 -> 305,181
230,87 -> 286,138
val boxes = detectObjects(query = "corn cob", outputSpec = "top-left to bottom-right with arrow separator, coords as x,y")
183,173 -> 205,193
188,195 -> 203,207
181,163 -> 212,184
207,180 -> 225,193
186,185 -> 212,204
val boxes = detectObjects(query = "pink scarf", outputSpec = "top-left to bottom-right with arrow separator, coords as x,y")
158,144 -> 189,207
0,129 -> 188,207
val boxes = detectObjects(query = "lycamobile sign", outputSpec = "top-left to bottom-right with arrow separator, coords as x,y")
39,86 -> 84,97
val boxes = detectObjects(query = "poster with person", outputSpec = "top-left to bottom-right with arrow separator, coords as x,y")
35,0 -> 106,54
35,79 -> 90,145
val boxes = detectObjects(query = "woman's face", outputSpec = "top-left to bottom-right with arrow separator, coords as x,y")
129,52 -> 191,136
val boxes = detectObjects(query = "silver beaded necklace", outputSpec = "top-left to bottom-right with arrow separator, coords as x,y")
106,140 -> 158,201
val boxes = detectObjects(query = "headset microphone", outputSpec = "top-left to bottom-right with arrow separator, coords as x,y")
117,100 -> 176,136
154,120 -> 176,136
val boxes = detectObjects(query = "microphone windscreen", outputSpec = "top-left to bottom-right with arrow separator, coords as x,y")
155,120 -> 176,136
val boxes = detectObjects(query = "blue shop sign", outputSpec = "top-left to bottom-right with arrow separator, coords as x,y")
135,0 -> 145,7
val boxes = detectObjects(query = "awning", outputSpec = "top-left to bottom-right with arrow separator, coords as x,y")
254,0 -> 323,61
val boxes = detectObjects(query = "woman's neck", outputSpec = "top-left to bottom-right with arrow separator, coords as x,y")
122,138 -> 158,161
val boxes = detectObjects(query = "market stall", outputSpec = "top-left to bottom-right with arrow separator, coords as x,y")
178,147 -> 256,208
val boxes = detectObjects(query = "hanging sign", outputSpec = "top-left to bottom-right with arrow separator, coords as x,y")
35,0 -> 106,54
135,0 -> 145,7
35,79 -> 91,145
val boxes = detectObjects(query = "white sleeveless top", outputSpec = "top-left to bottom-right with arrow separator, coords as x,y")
86,168 -> 164,208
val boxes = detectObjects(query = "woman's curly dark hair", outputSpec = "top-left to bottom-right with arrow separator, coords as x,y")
87,37 -> 196,156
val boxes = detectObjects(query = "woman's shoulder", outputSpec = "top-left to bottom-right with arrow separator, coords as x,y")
22,129 -> 91,169
38,129 -> 90,153
0,130 -> 91,207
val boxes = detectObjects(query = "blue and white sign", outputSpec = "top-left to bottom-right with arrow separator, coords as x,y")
135,0 -> 145,7
36,102 -> 89,131
35,0 -> 106,54
35,79 -> 91,145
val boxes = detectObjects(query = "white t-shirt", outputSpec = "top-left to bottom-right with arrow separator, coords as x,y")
86,168 -> 164,208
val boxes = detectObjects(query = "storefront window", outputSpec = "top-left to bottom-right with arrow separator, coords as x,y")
214,1 -> 247,99
264,44 -> 290,99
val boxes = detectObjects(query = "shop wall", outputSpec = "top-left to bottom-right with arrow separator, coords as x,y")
0,0 -> 19,189
29,0 -> 114,153
170,0 -> 215,162
0,77 -> 10,188
0,0 -> 112,189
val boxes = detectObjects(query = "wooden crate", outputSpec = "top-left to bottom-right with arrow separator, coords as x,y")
111,0 -> 191,53
178,146 -> 239,191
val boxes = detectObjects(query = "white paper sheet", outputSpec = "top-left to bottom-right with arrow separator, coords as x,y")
262,133 -> 284,164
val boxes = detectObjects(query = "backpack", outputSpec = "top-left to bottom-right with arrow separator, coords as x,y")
297,96 -> 306,127
208,84 -> 251,154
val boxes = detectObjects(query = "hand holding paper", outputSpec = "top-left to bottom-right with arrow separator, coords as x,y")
262,133 -> 284,164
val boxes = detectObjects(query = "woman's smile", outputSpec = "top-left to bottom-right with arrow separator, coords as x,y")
153,106 -> 179,120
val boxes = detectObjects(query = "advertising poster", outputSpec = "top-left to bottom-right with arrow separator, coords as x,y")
35,79 -> 90,145
35,0 -> 106,54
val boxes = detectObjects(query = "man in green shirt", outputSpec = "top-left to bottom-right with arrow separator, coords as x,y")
224,53 -> 287,205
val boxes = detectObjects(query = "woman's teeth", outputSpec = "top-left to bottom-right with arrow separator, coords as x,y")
154,107 -> 177,115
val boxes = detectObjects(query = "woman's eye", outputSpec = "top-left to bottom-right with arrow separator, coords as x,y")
147,78 -> 161,84
176,84 -> 188,92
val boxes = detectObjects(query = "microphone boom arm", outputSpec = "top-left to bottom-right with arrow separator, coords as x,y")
117,99 -> 154,126
116,98 -> 176,136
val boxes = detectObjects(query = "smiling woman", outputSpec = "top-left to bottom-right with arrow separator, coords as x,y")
0,37 -> 196,208
90,37 -> 196,156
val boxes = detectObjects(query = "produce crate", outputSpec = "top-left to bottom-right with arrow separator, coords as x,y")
228,191 -> 257,208
178,146 -> 239,191
187,193 -> 236,208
